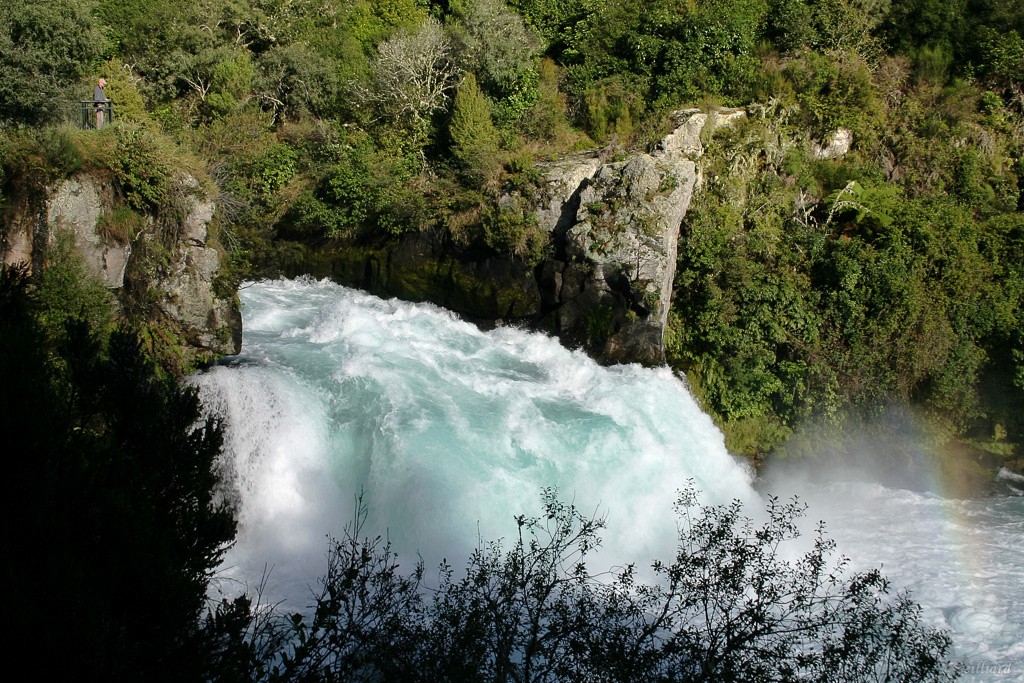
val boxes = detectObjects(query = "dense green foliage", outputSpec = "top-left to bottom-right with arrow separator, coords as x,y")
450,72 -> 503,181
1,0 -> 1021,461
0,0 -> 106,126
208,488 -> 959,682
669,83 -> 1024,462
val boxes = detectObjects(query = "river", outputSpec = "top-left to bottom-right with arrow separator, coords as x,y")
193,278 -> 1024,681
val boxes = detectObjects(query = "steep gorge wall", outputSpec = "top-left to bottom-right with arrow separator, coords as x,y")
2,172 -> 241,370
0,109 -> 847,371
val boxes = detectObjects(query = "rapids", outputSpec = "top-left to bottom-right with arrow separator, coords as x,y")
193,278 -> 1024,681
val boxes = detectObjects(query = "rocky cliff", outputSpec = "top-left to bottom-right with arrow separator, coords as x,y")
530,108 -> 751,364
2,172 -> 241,370
305,109 -> 748,365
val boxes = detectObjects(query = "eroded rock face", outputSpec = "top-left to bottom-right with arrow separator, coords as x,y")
47,177 -> 131,288
2,206 -> 35,271
657,109 -> 708,158
293,108 -> 740,367
151,182 -> 240,359
557,154 -> 698,363
812,128 -> 853,160
534,153 -> 604,234
1,173 -> 240,367
532,109 -> 724,365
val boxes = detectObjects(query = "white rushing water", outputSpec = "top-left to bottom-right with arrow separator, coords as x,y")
194,278 -> 1024,681
783,482 -> 1024,681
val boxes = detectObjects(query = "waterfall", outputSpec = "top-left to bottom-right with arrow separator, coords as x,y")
193,278 -> 1024,681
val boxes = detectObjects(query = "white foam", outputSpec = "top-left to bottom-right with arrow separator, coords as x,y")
997,467 -> 1024,483
772,480 -> 1024,680
197,280 -> 755,605
197,280 -> 1024,681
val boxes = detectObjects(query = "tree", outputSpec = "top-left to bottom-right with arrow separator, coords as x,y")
881,0 -> 967,57
449,72 -> 502,182
266,500 -> 428,682
811,0 -> 891,63
0,0 -> 106,127
255,42 -> 339,120
977,27 -> 1024,97
0,264 -> 237,682
450,0 -> 542,124
599,487 -> 959,682
359,17 -> 461,151
255,486 -> 959,682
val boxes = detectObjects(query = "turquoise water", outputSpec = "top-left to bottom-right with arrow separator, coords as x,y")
194,278 -> 1024,680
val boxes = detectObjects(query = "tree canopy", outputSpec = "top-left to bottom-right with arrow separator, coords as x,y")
0,0 -> 105,126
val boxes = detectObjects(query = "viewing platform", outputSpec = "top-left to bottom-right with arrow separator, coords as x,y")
76,99 -> 114,129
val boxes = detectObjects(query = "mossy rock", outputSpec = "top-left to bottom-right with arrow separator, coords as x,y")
293,237 -> 541,322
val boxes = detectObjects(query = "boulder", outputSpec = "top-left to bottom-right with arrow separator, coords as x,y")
657,109 -> 707,158
812,128 -> 853,160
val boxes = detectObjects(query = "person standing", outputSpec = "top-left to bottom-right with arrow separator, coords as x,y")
93,77 -> 108,129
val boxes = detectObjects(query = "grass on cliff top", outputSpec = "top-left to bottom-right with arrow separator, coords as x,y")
1,123 -> 213,204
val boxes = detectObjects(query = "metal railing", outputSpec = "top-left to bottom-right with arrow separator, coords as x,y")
77,100 -> 114,129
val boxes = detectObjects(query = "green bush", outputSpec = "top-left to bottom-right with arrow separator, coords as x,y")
782,50 -> 879,136
220,487 -> 959,682
114,127 -> 174,211
0,126 -> 90,191
203,49 -> 257,120
291,127 -> 427,238
37,232 -> 116,345
450,0 -> 541,121
449,73 -> 502,182
671,105 -> 1024,457
98,60 -> 153,127
0,0 -> 106,127
522,58 -> 575,145
482,201 -> 547,262
582,77 -> 640,143
98,205 -> 147,244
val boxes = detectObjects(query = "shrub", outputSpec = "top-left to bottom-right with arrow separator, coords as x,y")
482,201 -> 547,262
114,126 -> 174,211
450,0 -> 542,118
229,487 -> 959,682
36,232 -> 116,344
582,77 -> 640,143
522,58 -> 575,145
0,0 -> 106,127
783,50 -> 879,137
449,73 -> 502,183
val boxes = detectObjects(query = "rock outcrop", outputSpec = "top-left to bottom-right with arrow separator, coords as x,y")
536,149 -> 699,364
47,176 -> 131,288
811,128 -> 853,160
2,172 -> 240,369
531,108 -> 746,364
149,177 -> 240,359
